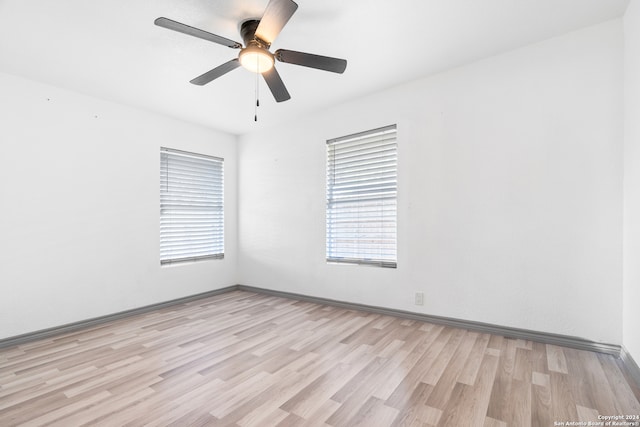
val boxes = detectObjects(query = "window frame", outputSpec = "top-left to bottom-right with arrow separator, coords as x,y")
160,147 -> 224,265
325,124 -> 398,268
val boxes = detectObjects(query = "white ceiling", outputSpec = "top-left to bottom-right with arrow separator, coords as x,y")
0,0 -> 630,135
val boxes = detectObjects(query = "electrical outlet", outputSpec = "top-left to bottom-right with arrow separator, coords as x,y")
415,292 -> 424,306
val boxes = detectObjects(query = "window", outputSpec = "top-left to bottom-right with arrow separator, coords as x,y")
160,147 -> 224,264
326,125 -> 397,268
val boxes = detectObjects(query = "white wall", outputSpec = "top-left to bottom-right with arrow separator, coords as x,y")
238,20 -> 624,344
0,72 -> 238,339
624,1 -> 640,363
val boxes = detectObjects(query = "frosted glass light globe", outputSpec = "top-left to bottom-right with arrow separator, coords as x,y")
239,46 -> 274,73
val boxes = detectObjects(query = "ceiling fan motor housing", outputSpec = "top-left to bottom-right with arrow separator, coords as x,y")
240,19 -> 268,48
238,20 -> 275,73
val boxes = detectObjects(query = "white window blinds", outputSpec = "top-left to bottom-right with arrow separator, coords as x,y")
160,148 -> 224,264
326,124 -> 397,268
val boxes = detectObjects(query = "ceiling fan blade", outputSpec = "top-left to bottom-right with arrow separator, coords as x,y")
155,17 -> 242,49
254,0 -> 298,45
275,49 -> 347,74
190,59 -> 241,85
262,67 -> 291,102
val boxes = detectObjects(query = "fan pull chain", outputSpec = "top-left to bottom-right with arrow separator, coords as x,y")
254,57 -> 260,122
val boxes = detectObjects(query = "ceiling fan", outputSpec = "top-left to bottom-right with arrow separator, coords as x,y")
154,0 -> 347,103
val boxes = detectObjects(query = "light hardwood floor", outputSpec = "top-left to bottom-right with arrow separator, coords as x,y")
1,290 -> 639,426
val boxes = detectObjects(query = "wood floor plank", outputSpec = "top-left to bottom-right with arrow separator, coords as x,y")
438,352 -> 500,426
326,356 -> 401,425
513,346 -> 533,383
345,396 -> 399,427
486,338 -> 517,422
576,405 -> 600,424
48,386 -> 156,426
280,359 -> 369,419
230,371 -> 306,426
297,399 -> 341,427
388,382 -> 437,426
549,371 -> 579,422
0,290 -> 638,426
546,344 -> 569,374
565,347 -> 618,414
424,331 -> 478,410
505,378 -> 531,427
531,377 -> 553,426
368,349 -> 413,402
457,333 -> 491,386
240,408 -> 289,427
20,390 -> 112,426
385,326 -> 453,409
484,416 -> 507,427
421,328 -> 466,386
598,353 -> 640,413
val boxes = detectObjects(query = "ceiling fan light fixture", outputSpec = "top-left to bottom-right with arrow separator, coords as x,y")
239,45 -> 274,73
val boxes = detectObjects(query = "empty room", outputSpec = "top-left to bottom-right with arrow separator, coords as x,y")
1,0 -> 640,425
